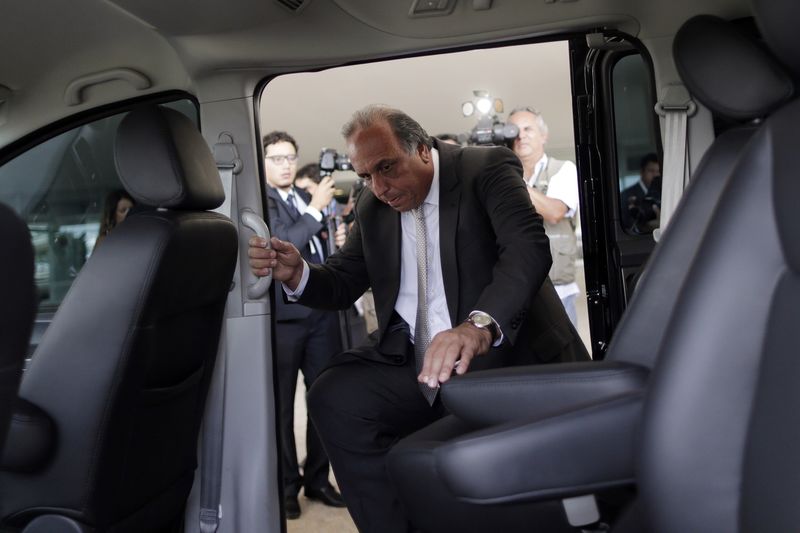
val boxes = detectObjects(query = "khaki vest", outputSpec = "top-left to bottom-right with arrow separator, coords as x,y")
532,157 -> 578,285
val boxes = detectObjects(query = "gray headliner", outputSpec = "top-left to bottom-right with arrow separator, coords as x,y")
0,0 -> 749,149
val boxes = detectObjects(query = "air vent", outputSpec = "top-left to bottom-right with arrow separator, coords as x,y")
275,0 -> 307,12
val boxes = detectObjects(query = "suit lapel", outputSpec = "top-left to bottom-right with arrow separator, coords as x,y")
436,141 -> 461,326
378,201 -> 402,332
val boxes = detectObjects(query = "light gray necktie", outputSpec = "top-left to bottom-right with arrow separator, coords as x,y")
412,205 -> 438,405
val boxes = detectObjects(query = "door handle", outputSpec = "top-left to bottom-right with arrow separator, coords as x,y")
240,209 -> 272,299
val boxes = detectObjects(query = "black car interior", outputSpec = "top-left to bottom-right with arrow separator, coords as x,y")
0,205 -> 36,460
387,0 -> 798,530
0,106 -> 238,533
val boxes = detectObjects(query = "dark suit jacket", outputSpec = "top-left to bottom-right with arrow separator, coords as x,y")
267,185 -> 327,322
298,140 -> 588,367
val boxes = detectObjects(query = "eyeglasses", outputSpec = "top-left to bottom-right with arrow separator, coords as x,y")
265,154 -> 298,165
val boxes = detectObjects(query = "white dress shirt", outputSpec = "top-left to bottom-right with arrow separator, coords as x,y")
526,154 -> 580,300
396,148 -> 451,340
286,148 -> 500,344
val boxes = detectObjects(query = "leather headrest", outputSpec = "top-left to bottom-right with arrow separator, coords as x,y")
114,105 -> 224,210
674,15 -> 794,121
752,0 -> 800,78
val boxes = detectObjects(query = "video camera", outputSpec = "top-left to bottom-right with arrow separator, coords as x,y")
318,148 -> 363,205
461,90 -> 519,147
468,116 -> 519,147
627,175 -> 662,232
319,148 -> 352,177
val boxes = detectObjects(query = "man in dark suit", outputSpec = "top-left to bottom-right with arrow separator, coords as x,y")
620,153 -> 661,233
262,131 -> 345,518
251,109 -> 587,532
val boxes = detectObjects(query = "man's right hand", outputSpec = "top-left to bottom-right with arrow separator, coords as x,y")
248,236 -> 304,291
309,176 -> 336,211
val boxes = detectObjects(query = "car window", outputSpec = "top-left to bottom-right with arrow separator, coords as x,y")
612,53 -> 661,235
0,98 -> 197,352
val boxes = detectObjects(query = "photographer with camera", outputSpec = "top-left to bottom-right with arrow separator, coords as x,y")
508,107 -> 581,328
262,131 -> 345,519
621,153 -> 662,234
294,162 -> 322,195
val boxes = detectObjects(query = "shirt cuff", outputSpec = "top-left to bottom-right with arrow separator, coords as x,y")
283,260 -> 310,301
304,206 -> 323,222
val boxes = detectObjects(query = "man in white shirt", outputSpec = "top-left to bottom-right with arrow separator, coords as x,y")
508,107 -> 581,327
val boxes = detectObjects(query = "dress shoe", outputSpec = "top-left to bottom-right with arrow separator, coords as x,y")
284,495 -> 301,519
304,484 -> 346,508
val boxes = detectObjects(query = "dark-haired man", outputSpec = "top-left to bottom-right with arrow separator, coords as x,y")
251,108 -> 587,532
621,153 -> 661,233
294,162 -> 322,195
262,131 -> 345,518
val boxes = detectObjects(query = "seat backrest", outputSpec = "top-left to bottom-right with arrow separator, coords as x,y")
637,3 -> 800,530
608,15 -> 794,369
0,204 -> 35,456
0,106 -> 238,532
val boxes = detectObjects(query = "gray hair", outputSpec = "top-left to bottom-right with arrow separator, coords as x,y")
509,106 -> 549,137
341,105 -> 432,154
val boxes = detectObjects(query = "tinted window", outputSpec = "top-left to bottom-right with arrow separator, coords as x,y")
612,54 -> 661,235
0,99 -> 197,351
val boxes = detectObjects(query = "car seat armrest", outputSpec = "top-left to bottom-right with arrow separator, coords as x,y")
1,398 -> 56,473
441,361 -> 648,427
21,514 -> 94,532
435,393 -> 643,504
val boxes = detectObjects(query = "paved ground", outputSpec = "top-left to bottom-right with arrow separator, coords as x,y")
287,263 -> 592,532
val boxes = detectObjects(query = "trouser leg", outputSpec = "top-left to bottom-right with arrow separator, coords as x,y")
560,293 -> 578,329
308,355 -> 446,533
274,320 -> 306,496
299,309 -> 340,489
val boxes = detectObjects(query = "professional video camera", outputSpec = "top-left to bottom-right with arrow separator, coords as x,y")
319,148 -> 352,177
468,116 -> 519,147
461,90 -> 519,147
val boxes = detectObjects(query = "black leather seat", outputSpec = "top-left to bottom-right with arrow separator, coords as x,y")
0,204 -> 36,458
387,13 -> 795,533
0,105 -> 238,532
633,0 -> 800,530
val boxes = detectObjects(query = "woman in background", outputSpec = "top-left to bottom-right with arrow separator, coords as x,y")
95,189 -> 134,248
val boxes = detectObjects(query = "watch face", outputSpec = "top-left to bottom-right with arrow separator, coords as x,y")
471,313 -> 492,327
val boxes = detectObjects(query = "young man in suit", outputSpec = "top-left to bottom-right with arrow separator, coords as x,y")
262,131 -> 345,518
251,109 -> 587,532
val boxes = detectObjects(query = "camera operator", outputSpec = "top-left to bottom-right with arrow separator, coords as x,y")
621,153 -> 661,234
508,107 -> 581,328
262,131 -> 345,518
294,162 -> 322,195
319,149 -> 376,349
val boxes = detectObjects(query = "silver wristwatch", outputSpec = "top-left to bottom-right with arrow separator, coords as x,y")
465,311 -> 498,342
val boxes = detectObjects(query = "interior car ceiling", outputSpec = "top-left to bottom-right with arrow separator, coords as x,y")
1,0 -> 750,152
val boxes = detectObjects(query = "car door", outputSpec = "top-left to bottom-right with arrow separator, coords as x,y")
182,97 -> 284,533
569,33 -> 662,358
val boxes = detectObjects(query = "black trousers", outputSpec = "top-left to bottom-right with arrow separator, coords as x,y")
308,345 -> 447,533
275,309 -> 340,495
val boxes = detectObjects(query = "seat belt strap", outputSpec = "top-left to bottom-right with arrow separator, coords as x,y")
211,132 -> 242,219
199,333 -> 227,533
654,84 -> 696,240
199,133 -> 242,533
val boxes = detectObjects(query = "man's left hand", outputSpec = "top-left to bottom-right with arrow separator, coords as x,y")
417,322 -> 492,389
